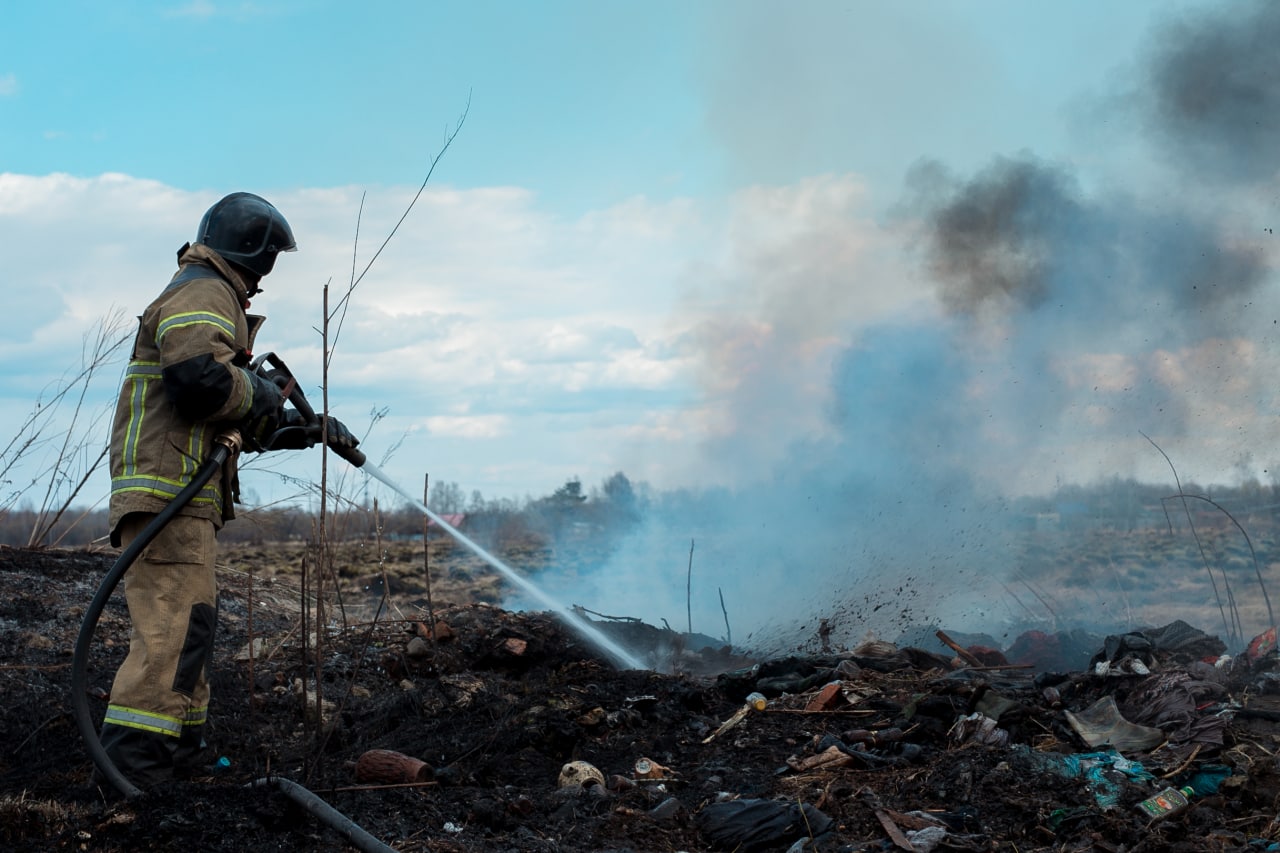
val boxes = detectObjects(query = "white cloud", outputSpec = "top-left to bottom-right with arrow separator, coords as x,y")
0,73 -> 17,97
6,162 -> 1277,535
422,414 -> 510,439
0,171 -> 934,508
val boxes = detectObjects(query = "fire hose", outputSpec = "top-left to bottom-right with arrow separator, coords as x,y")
70,355 -> 392,853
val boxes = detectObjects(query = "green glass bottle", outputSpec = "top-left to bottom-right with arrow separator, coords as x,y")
1135,786 -> 1195,821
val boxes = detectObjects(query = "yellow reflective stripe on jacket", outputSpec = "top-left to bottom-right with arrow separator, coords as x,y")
121,361 -> 162,477
104,704 -> 183,737
116,359 -> 223,508
182,420 -> 209,481
233,367 -> 254,419
155,310 -> 236,347
185,706 -> 208,726
125,362 -> 163,378
111,474 -> 222,506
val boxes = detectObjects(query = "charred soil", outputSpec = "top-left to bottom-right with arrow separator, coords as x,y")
3,543 -> 1280,852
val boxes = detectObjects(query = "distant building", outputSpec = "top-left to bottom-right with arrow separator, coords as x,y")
432,507 -> 468,527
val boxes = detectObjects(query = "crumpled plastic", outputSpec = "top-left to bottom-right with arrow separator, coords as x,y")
950,712 -> 1009,747
1185,763 -> 1233,795
696,798 -> 835,852
905,825 -> 949,852
1247,626 -> 1277,665
1020,746 -> 1156,808
1090,620 -> 1227,672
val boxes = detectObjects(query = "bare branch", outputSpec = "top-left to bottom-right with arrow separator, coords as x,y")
327,93 -> 471,360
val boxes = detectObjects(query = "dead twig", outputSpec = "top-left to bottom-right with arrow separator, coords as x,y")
324,781 -> 438,793
303,96 -> 469,785
1166,491 -> 1274,634
1160,743 -> 1202,779
859,788 -> 914,852
1142,431 -> 1238,645
422,473 -> 437,642
767,708 -> 877,715
686,538 -> 694,635
718,586 -> 732,647
14,713 -> 64,753
935,629 -> 984,668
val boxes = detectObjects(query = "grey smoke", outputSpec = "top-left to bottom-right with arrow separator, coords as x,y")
1142,0 -> 1280,184
513,1 -> 1280,655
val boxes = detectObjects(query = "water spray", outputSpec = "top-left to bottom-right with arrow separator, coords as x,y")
358,460 -> 647,671
259,351 -> 645,670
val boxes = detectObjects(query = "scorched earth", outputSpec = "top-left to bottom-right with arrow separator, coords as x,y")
3,538 -> 1280,852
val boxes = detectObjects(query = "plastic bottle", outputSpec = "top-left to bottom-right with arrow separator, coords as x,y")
1135,786 -> 1195,821
744,692 -> 767,711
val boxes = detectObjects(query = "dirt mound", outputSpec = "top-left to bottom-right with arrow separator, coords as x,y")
2,545 -> 1279,852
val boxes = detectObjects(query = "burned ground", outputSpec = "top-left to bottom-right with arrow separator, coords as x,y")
3,543 -> 1280,852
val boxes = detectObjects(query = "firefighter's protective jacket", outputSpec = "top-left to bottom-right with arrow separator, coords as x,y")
108,243 -> 270,543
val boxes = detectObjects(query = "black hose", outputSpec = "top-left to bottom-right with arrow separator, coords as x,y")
250,778 -> 396,853
70,438 -> 394,851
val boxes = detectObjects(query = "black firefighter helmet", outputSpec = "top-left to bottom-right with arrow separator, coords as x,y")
197,192 -> 297,279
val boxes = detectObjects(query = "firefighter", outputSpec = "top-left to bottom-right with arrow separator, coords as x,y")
100,192 -> 358,786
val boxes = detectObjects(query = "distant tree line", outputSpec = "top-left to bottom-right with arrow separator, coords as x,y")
5,472 -> 1280,550
0,470 -> 646,551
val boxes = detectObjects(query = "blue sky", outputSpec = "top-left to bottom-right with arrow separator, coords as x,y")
5,0 -> 1280,640
4,1 -> 1176,209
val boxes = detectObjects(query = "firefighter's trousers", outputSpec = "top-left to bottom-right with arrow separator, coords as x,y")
99,513 -> 218,786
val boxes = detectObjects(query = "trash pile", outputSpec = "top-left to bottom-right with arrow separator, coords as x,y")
5,547 -> 1280,852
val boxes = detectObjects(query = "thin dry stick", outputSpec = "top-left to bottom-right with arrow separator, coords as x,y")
686,538 -> 694,635
247,554 -> 256,726
936,629 -> 985,667
422,473 -> 437,642
1000,581 -> 1041,622
314,502 -> 394,763
1161,494 -> 1243,642
305,286 -> 334,786
326,781 -> 438,793
374,498 -> 392,618
718,586 -> 731,647
50,492 -> 108,549
26,313 -> 129,545
304,99 -> 467,782
1170,492 -> 1274,633
14,714 -> 63,754
31,444 -> 108,547
1011,571 -> 1061,629
1160,743 -> 1202,779
327,95 -> 471,352
1142,431 -> 1236,643
3,309 -> 128,529
297,546 -> 312,777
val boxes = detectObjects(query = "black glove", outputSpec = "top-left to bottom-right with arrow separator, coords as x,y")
323,416 -> 359,451
265,408 -> 318,451
242,368 -> 285,450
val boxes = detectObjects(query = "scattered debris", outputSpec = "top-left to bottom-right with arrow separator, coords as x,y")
6,548 -> 1280,852
556,760 -> 604,789
353,749 -> 434,785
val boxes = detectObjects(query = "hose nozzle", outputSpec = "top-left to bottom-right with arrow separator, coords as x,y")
330,442 -> 366,468
215,429 -> 244,455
